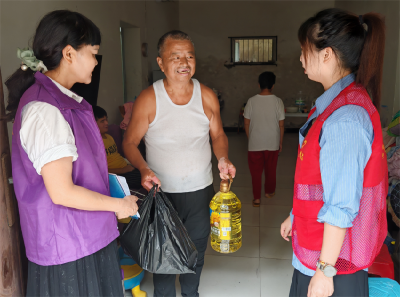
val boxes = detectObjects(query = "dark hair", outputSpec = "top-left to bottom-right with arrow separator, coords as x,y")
157,30 -> 194,57
4,10 -> 101,121
93,105 -> 107,120
258,72 -> 276,90
298,8 -> 385,108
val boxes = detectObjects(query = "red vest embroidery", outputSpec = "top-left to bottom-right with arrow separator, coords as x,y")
292,83 -> 388,275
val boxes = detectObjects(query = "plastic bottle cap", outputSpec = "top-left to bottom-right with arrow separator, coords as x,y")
220,180 -> 230,193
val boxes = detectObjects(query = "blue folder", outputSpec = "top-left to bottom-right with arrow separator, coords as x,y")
109,173 -> 140,219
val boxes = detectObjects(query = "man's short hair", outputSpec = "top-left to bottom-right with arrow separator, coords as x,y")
93,106 -> 107,120
258,72 -> 276,90
157,30 -> 194,57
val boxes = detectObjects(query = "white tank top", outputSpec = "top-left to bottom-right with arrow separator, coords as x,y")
145,79 -> 213,193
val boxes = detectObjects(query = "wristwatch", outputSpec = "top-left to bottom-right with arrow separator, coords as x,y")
316,260 -> 337,277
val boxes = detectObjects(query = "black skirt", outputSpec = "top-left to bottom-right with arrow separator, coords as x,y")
289,268 -> 369,297
27,240 -> 124,297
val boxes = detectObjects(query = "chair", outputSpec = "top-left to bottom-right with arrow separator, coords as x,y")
368,244 -> 395,279
119,247 -> 146,297
368,277 -> 400,297
108,124 -> 125,158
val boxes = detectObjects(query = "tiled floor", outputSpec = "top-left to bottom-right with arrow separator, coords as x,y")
126,132 -> 298,297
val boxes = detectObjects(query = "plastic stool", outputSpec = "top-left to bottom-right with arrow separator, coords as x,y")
369,245 -> 395,279
119,247 -> 146,297
369,278 -> 400,297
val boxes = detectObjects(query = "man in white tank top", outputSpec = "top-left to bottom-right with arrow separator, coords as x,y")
123,30 -> 236,297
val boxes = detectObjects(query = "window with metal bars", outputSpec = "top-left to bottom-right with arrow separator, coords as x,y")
229,36 -> 277,65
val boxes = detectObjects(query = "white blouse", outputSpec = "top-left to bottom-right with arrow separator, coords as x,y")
20,78 -> 81,175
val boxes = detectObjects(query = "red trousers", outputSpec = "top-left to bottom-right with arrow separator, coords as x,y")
248,150 -> 279,200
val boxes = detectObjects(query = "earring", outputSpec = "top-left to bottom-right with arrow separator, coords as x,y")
21,64 -> 28,71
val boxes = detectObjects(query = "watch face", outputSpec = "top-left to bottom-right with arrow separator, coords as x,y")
324,266 -> 337,277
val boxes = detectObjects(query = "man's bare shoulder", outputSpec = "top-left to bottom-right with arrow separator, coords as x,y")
134,85 -> 156,109
199,83 -> 219,108
199,83 -> 216,99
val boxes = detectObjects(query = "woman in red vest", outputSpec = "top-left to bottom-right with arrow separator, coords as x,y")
280,8 -> 387,297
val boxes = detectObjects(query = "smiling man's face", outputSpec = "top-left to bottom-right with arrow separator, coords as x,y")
157,38 -> 196,83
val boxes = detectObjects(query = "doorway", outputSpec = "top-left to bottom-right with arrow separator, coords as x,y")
120,22 -> 142,103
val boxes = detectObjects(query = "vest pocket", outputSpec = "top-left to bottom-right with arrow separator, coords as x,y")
293,199 -> 324,251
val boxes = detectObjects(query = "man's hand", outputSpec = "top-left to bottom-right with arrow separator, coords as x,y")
307,269 -> 334,297
280,215 -> 292,241
279,143 -> 283,153
140,167 -> 161,191
218,157 -> 236,180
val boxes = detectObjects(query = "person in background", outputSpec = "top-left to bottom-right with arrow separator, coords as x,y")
244,71 -> 285,207
94,105 -> 142,190
7,10 -> 137,297
280,8 -> 387,297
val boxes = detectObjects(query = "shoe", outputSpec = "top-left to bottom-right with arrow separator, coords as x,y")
265,192 -> 275,198
252,199 -> 261,207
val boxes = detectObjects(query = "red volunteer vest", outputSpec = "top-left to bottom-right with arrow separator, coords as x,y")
292,83 -> 388,275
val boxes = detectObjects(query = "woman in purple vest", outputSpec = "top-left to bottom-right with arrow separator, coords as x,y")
5,10 -> 138,296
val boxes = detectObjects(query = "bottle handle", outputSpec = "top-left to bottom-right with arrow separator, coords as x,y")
228,175 -> 233,192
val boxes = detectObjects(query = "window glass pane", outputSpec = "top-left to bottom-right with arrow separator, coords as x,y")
244,39 -> 249,62
269,39 -> 273,61
253,39 -> 258,62
264,39 -> 269,62
239,40 -> 244,62
259,39 -> 263,62
232,37 -> 275,64
235,41 -> 240,62
248,40 -> 254,63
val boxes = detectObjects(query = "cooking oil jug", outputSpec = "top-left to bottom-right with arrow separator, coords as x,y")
209,177 -> 242,253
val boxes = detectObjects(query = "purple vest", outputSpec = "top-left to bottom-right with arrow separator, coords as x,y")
12,72 -> 119,266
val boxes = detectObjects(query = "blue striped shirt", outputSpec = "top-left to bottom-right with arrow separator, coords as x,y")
291,73 -> 374,276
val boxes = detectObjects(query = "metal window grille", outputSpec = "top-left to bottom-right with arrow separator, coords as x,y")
229,36 -> 277,65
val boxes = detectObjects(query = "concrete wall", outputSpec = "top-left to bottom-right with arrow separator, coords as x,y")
1,0 -> 179,136
335,0 -> 400,121
179,1 -> 334,127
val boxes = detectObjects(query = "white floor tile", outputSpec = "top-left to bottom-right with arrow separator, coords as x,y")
199,255 -> 261,297
260,227 -> 293,260
260,258 -> 294,297
241,203 -> 260,227
261,188 -> 294,207
276,175 -> 294,189
125,132 -> 300,296
206,226 -> 260,258
228,186 -> 254,205
260,205 -> 292,228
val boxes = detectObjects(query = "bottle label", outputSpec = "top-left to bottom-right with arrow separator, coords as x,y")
210,209 -> 220,236
220,240 -> 230,253
219,212 -> 231,240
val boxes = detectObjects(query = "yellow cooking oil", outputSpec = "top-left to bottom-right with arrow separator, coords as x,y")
209,177 -> 242,253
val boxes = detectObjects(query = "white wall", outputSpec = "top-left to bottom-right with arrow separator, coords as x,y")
179,1 -> 334,127
335,0 -> 400,120
1,0 -> 179,138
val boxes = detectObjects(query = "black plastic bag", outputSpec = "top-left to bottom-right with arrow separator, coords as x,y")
120,186 -> 198,274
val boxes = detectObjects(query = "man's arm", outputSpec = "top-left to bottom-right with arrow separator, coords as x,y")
201,85 -> 236,179
279,120 -> 284,152
244,118 -> 250,139
122,87 -> 161,190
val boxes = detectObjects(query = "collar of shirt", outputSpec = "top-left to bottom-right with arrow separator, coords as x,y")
47,77 -> 83,104
311,73 -> 355,118
299,73 -> 355,145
